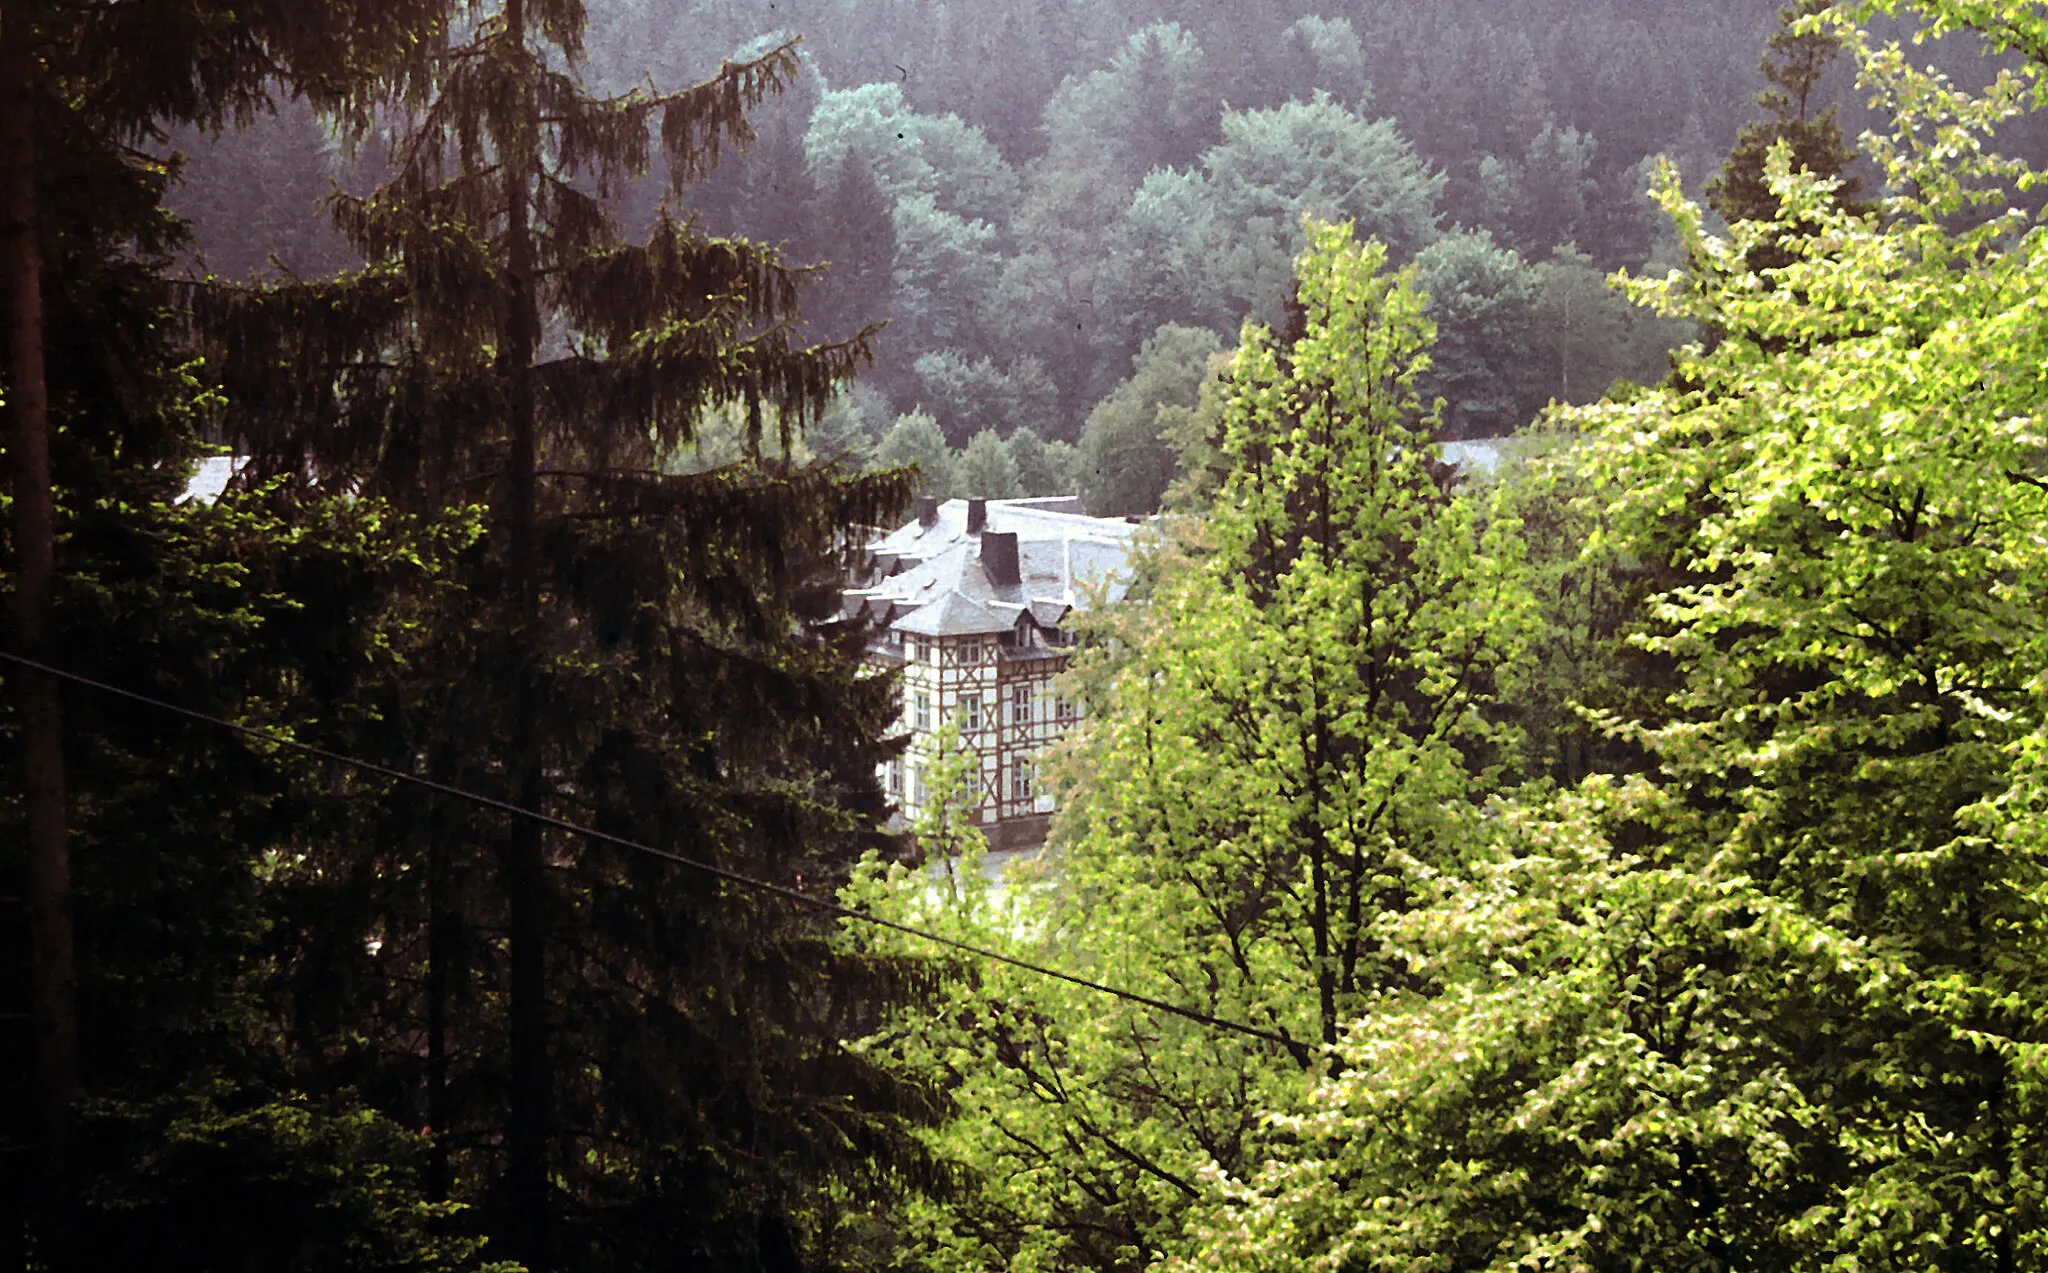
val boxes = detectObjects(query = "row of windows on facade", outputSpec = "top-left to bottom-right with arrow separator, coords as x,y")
886,756 -> 1033,804
907,684 -> 1080,732
891,633 -> 1065,663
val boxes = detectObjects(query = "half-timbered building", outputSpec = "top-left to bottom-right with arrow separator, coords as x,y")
841,496 -> 1137,848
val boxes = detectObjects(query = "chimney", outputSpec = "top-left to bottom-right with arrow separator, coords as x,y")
966,498 -> 987,534
982,531 -> 1020,587
915,496 -> 939,528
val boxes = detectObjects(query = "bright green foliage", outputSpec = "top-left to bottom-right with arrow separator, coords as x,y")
1079,323 -> 1223,516
1175,12 -> 2048,1266
1168,780 -> 1843,1272
956,428 -> 1024,499
847,221 -> 1535,1273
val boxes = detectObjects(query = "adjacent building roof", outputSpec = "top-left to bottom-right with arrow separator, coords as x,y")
1440,439 -> 1506,475
178,455 -> 249,505
851,497 -> 1139,639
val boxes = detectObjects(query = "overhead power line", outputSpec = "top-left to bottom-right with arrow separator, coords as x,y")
0,649 -> 1309,1056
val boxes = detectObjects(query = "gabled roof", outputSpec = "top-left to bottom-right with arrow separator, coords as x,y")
1028,599 -> 1071,629
847,497 -> 1138,639
894,590 -> 1012,637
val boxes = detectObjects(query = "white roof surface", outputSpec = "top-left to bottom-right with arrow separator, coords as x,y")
855,498 -> 1139,636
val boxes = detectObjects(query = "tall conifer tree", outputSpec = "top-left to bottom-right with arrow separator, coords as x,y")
198,6 -> 922,1267
1707,0 -> 1868,267
2,1 -> 443,1264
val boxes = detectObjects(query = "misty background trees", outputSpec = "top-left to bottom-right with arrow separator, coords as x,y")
167,0 -> 1912,516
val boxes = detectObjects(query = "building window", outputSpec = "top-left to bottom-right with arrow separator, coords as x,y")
1012,683 -> 1031,725
910,764 -> 925,807
914,691 -> 931,732
961,641 -> 981,665
886,760 -> 902,796
1011,759 -> 1032,802
964,694 -> 983,732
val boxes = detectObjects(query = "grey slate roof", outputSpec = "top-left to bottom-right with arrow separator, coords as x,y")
851,498 -> 1138,639
895,590 -> 1013,637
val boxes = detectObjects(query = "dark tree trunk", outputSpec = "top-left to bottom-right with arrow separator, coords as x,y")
1,12 -> 79,1269
425,759 -> 457,1204
499,0 -> 550,1262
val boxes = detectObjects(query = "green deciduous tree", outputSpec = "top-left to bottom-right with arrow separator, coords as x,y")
1006,424 -> 1085,498
875,408 -> 957,497
1411,229 -> 1544,438
1079,323 -> 1222,515
1108,95 -> 1444,335
803,158 -> 896,343
910,348 -> 1058,444
1479,120 -> 1602,255
805,81 -> 1019,225
1277,16 -> 1371,107
1002,22 -> 1218,424
1175,10 -> 2048,1265
1530,244 -> 1689,404
956,428 -> 1024,499
890,191 -> 1005,357
848,221 -> 1534,1273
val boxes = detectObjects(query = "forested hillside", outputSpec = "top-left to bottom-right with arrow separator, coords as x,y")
15,0 -> 2048,1270
169,0 -> 1834,513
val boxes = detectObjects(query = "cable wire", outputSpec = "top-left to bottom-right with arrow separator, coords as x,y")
0,649 -> 1308,1054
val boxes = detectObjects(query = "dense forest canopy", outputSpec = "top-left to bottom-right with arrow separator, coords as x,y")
168,0 -> 1865,477
16,0 -> 2048,1269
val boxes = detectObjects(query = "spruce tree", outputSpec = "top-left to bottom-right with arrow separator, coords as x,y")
1706,0 -> 1868,266
2,1 -> 442,1264
198,7 -> 922,1267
